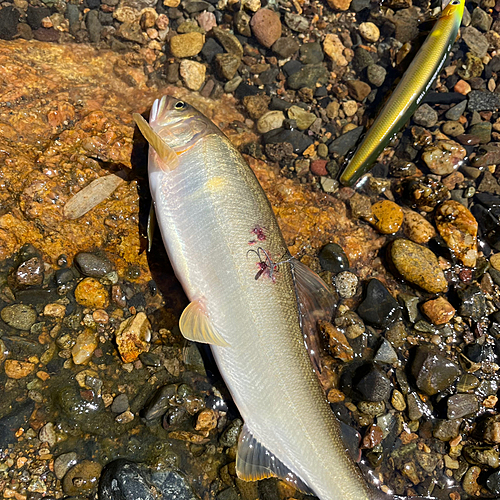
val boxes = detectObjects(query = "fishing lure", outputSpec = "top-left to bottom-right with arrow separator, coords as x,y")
340,0 -> 465,186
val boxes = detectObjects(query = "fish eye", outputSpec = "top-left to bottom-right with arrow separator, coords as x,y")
174,101 -> 186,110
450,0 -> 460,4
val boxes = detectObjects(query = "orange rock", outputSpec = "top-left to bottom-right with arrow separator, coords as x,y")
74,278 -> 109,309
115,312 -> 151,363
454,79 -> 471,95
403,209 -> 436,244
371,200 -> 404,234
421,296 -> 456,325
195,409 -> 218,434
5,360 -> 35,379
318,320 -> 353,362
435,200 -> 478,268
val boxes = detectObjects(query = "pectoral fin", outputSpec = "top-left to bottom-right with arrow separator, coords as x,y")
236,424 -> 314,494
179,300 -> 229,347
133,113 -> 179,170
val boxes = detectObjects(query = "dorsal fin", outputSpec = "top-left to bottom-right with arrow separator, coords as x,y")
133,113 -> 179,170
236,424 -> 314,495
290,258 -> 336,374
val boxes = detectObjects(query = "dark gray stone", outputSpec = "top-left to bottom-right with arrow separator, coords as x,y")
287,64 -> 329,90
458,284 -> 487,320
353,364 -> 393,402
328,126 -> 363,156
75,252 -> 113,278
447,394 -> 478,419
468,90 -> 500,112
357,279 -> 401,329
0,6 -> 19,40
143,384 -> 177,421
318,243 -> 349,272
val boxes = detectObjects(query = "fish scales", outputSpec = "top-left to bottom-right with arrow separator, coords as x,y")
134,97 -> 395,500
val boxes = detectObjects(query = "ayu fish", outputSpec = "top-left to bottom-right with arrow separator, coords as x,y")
133,97 -> 391,500
340,0 -> 465,186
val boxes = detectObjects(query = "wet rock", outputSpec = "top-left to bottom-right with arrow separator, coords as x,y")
250,9 -> 281,48
435,200 -> 478,267
326,0 -> 352,10
1,304 -> 37,330
359,22 -> 379,42
353,364 -> 393,402
39,421 -> 56,447
0,400 -> 35,446
0,6 -> 19,40
220,419 -> 243,447
287,64 -> 330,90
75,252 -> 113,278
72,330 -> 99,364
329,126 -> 363,156
4,359 -> 35,379
170,32 -> 204,58
54,452 -> 78,480
111,393 -> 129,414
362,424 -> 383,449
346,80 -> 371,101
447,394 -> 478,419
374,338 -> 398,364
143,384 -> 177,420
370,200 -> 403,234
75,278 -> 109,309
445,100 -> 467,121
14,256 -> 44,286
335,271 -> 358,299
462,26 -> 489,58
367,64 -> 386,87
471,7 -> 492,31
391,389 -> 406,411
287,105 -> 316,130
433,419 -> 461,442
257,110 -> 285,134
421,297 -> 455,325
195,408 -> 217,433
402,209 -> 436,244
421,140 -> 466,175
389,239 -> 448,293
212,27 -> 243,58
98,460 -> 152,500
463,466 -> 481,496
463,446 -> 500,468
441,121 -> 465,137
283,11 -> 308,32
400,176 -> 449,212
469,121 -> 492,144
413,104 -> 438,128
457,374 -> 479,392
478,171 -> 500,194
299,42 -> 323,64
357,279 -> 401,329
458,284 -> 486,320
335,310 -> 365,339
486,470 -> 500,495
319,321 -> 353,362
323,34 -> 348,67
63,460 -> 102,496
201,38 -> 223,63
468,90 -> 500,111
215,53 -> 240,81
179,60 -> 206,91
411,346 -> 460,396
115,312 -> 151,363
272,36 -> 299,58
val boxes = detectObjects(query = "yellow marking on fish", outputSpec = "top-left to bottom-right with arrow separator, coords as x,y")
205,176 -> 227,191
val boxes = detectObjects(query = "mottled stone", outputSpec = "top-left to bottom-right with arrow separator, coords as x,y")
75,278 -> 109,309
413,104 -> 438,128
421,297 -> 456,325
62,460 -> 102,496
72,330 -> 98,365
435,200 -> 478,267
359,22 -> 379,42
389,239 -> 448,293
421,140 -> 466,175
115,312 -> 151,363
169,32 -> 204,58
370,200 -> 404,234
402,209 -> 436,244
1,304 -> 37,330
287,105 -> 316,130
323,34 -> 348,67
14,256 -> 43,286
335,271 -> 358,299
250,9 -> 281,48
4,359 -> 35,379
346,80 -> 371,101
179,60 -> 206,91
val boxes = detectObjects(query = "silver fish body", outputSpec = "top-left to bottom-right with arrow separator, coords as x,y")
134,96 -> 388,500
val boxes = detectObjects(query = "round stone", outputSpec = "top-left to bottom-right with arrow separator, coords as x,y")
74,278 -> 109,309
359,22 -> 380,42
370,200 -> 404,234
1,304 -> 37,330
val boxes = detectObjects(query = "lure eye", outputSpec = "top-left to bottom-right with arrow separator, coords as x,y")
174,101 -> 186,110
450,0 -> 459,4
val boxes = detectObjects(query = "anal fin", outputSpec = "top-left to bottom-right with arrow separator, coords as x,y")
179,300 -> 229,347
236,424 -> 314,495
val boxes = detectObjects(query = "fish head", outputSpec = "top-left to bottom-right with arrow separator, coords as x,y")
149,95 -> 212,152
440,0 -> 464,22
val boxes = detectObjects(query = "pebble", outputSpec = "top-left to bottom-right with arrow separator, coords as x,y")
357,279 -> 401,329
86,10 -> 102,43
170,32 -> 204,58
287,105 -> 316,130
319,321 -> 353,362
370,200 -> 404,234
374,338 -> 398,364
491,253 -> 500,271
447,394 -> 478,419
366,64 -> 386,87
257,110 -> 284,134
328,126 -> 363,155
179,60 -> 206,90
334,271 -> 358,298
39,422 -> 56,447
272,36 -> 299,58
413,104 -> 438,128
54,452 -> 78,480
402,209 -> 436,244
74,252 -> 113,278
72,330 -> 99,365
212,27 -> 243,58
318,243 -> 349,272
63,460 -> 102,496
15,256 -> 44,286
335,310 -> 365,339
359,22 -> 379,43
0,6 -> 19,40
411,346 -> 460,396
143,384 -> 177,420
243,94 -> 270,120
458,284 -> 486,320
115,312 -> 151,363
287,64 -> 330,90
454,79 -> 472,95
421,297 -> 455,325
472,7 -> 492,31
4,359 -> 35,379
75,278 -> 109,309
487,470 -> 500,495
464,446 -> 500,468
299,42 -> 323,64
435,200 -> 478,267
311,160 -> 328,176
463,466 -> 481,496
1,304 -> 37,330
469,121 -> 492,143
421,140 -> 466,175
389,239 -> 448,293
323,34 -> 348,67
353,364 -> 393,402
462,26 -> 489,58
326,0 -> 352,10
250,9 -> 281,48
346,80 -> 371,101
441,121 -> 465,137
215,53 -> 240,80
391,389 -> 406,411
468,90 -> 500,111
195,408 -> 217,433
445,100 -> 467,120
433,418 -> 461,441
342,100 -> 358,117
